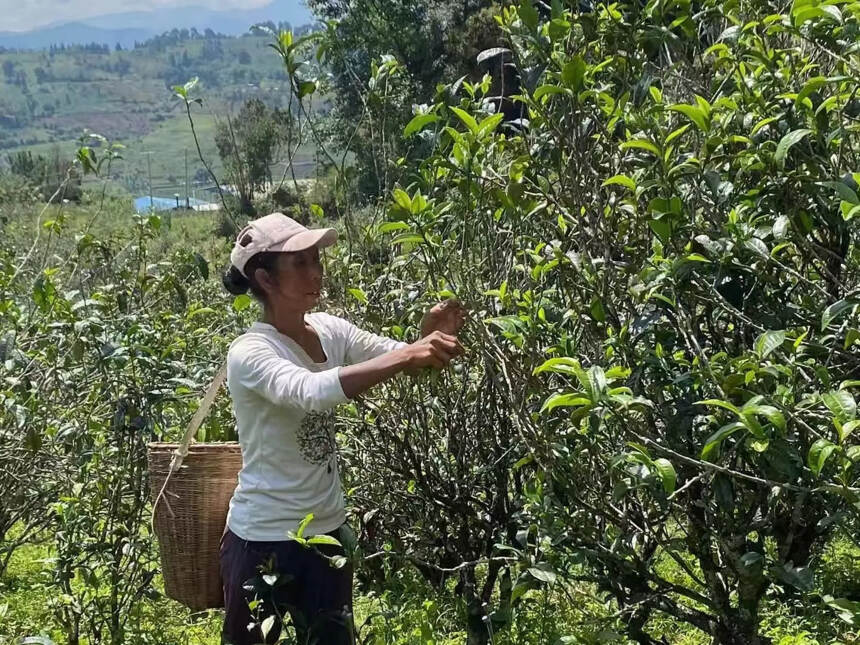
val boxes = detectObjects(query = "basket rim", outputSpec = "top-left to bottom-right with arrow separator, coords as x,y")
148,441 -> 241,451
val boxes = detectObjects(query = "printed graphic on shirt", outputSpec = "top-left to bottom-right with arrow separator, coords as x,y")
296,410 -> 337,468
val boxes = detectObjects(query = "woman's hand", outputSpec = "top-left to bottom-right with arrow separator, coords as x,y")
420,299 -> 467,337
339,331 -> 464,399
403,331 -> 464,371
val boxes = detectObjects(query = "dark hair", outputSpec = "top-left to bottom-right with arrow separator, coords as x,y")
221,252 -> 281,301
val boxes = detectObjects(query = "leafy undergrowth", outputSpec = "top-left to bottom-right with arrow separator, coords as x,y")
0,535 -> 605,645
3,532 -> 858,644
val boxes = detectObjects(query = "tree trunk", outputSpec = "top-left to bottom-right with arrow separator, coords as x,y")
461,568 -> 490,645
713,622 -> 772,645
713,606 -> 772,645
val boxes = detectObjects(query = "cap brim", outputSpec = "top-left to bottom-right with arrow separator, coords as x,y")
278,228 -> 338,252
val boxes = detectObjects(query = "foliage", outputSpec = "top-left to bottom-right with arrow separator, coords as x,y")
295,0 -> 860,642
307,0 -> 502,197
0,171 -> 39,205
214,98 -> 297,213
0,180 -> 247,643
4,148 -> 82,202
4,0 -> 860,643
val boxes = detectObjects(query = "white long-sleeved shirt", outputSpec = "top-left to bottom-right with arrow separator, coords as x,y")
225,312 -> 405,540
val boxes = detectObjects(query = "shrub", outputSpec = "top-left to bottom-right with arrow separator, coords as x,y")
302,0 -> 860,641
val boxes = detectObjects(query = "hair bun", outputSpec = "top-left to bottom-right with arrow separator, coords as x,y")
222,265 -> 250,295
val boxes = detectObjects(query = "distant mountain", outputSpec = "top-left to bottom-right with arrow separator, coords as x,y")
0,0 -> 314,51
0,23 -> 154,51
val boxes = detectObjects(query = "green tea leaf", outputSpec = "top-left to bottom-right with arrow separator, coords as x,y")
755,329 -> 785,359
822,298 -> 859,329
773,215 -> 790,239
836,419 -> 860,444
588,365 -> 607,400
621,139 -> 660,156
533,84 -> 568,100
540,392 -> 593,412
295,513 -> 315,539
701,421 -> 745,461
822,595 -> 860,626
378,221 -> 410,233
808,438 -> 838,476
669,103 -> 708,132
347,288 -> 368,304
528,563 -> 557,584
403,113 -> 439,138
330,555 -> 348,569
796,76 -> 826,107
602,175 -> 636,191
590,297 -> 606,322
392,188 -> 412,212
297,80 -> 317,98
774,129 -> 811,167
743,404 -> 786,432
653,458 -> 677,494
261,615 -> 276,638
561,56 -> 586,91
232,294 -> 252,312
696,399 -> 742,416
477,113 -> 504,138
307,534 -> 343,547
518,0 -> 539,29
822,181 -> 860,205
822,390 -> 857,423
450,106 -> 479,135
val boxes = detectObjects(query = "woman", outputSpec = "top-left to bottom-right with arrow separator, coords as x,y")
219,212 -> 465,645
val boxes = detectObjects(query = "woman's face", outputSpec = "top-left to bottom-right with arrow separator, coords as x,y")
257,248 -> 324,311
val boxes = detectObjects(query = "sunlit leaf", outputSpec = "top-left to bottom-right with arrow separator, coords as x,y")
653,458 -> 677,494
808,438 -> 838,476
540,392 -> 593,412
620,139 -> 660,156
822,390 -> 857,423
561,56 -> 586,91
822,298 -> 859,329
403,113 -> 439,138
449,106 -> 479,135
774,129 -> 811,167
701,422 -> 745,461
755,330 -> 785,359
307,534 -> 342,547
669,103 -> 708,132
602,175 -> 636,191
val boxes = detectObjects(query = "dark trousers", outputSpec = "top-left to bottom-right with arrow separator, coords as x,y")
220,526 -> 354,645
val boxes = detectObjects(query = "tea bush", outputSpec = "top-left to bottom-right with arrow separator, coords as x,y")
309,0 -> 860,642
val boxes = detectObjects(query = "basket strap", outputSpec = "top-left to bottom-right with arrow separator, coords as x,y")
171,362 -> 229,471
152,363 -> 228,526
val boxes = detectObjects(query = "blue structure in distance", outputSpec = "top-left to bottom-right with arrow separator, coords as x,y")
133,196 -> 214,213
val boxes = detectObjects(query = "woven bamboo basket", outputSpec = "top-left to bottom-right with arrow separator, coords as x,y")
148,441 -> 242,611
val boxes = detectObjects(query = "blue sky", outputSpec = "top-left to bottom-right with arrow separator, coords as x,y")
2,0 -> 274,31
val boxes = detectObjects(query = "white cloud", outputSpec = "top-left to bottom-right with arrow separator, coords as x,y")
2,0 -> 273,32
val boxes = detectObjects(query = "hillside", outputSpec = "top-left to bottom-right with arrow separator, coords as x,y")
0,29 -> 321,197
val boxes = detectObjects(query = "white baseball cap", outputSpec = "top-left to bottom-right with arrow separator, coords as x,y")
230,212 -> 337,277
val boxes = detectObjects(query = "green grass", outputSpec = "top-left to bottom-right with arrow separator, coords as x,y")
0,533 -> 223,645
120,109 -> 223,197
0,534 -> 56,642
0,533 -> 616,645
